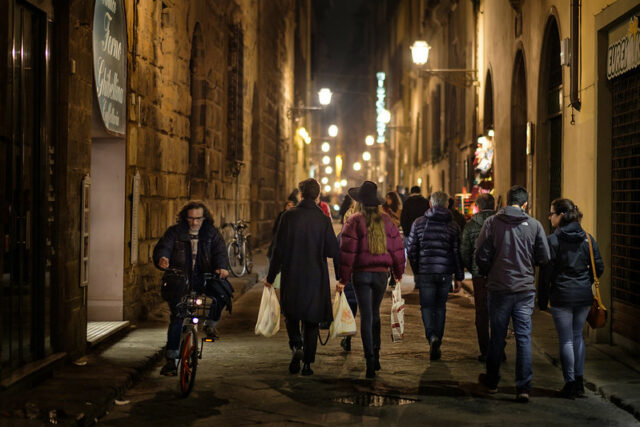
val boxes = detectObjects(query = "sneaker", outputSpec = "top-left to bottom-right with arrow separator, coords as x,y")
160,360 -> 177,376
429,337 -> 441,361
516,389 -> 530,403
575,376 -> 586,397
203,320 -> 219,338
555,381 -> 576,399
478,373 -> 498,393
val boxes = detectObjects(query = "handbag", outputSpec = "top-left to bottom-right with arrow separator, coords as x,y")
390,285 -> 405,342
329,291 -> 357,338
586,235 -> 607,329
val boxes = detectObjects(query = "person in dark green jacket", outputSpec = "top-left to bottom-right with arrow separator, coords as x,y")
460,193 -> 495,361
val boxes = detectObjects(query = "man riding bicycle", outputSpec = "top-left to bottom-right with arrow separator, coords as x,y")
153,201 -> 231,376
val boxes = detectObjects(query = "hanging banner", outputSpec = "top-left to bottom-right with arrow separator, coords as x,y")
93,0 -> 127,135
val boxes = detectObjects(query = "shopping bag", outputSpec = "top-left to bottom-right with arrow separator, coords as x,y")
390,285 -> 405,342
255,286 -> 281,337
273,273 -> 281,290
329,291 -> 357,339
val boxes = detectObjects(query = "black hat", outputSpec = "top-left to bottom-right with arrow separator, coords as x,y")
348,181 -> 382,206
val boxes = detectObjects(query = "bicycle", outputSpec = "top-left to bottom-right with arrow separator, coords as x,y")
222,220 -> 253,277
163,268 -> 216,397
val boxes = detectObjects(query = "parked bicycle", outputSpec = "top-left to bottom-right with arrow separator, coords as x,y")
222,220 -> 253,277
163,268 -> 216,397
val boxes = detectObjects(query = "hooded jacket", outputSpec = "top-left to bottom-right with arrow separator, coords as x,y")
406,206 -> 464,281
460,209 -> 496,277
538,222 -> 605,308
339,212 -> 405,282
475,206 -> 550,293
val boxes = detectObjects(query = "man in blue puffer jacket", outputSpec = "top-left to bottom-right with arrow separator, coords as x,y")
406,191 -> 464,361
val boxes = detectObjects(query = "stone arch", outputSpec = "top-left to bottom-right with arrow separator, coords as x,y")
189,23 -> 208,199
536,15 -> 563,223
510,49 -> 527,188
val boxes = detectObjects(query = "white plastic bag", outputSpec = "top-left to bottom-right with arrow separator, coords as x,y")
390,285 -> 405,342
255,286 -> 281,337
329,291 -> 357,339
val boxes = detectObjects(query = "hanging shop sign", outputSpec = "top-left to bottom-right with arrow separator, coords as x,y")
93,0 -> 127,135
376,72 -> 387,143
607,15 -> 640,80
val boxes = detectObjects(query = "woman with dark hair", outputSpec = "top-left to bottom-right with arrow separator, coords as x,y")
539,198 -> 604,398
382,191 -> 402,227
339,181 -> 405,378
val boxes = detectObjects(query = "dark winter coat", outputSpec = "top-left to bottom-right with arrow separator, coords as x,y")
475,206 -> 550,294
538,222 -> 605,309
266,198 -> 339,323
338,212 -> 405,282
406,206 -> 464,281
400,194 -> 429,235
152,221 -> 229,289
450,208 -> 467,233
460,210 -> 495,277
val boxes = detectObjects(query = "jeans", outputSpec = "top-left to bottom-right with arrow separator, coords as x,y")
343,280 -> 358,318
473,277 -> 489,356
285,318 -> 319,364
165,281 -> 226,359
353,271 -> 389,359
551,305 -> 591,383
485,290 -> 535,391
415,274 -> 452,342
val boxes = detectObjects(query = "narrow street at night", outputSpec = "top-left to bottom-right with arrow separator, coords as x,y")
96,250 -> 638,426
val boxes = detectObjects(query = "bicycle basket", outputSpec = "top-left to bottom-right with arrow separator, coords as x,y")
176,293 -> 213,320
160,271 -> 188,301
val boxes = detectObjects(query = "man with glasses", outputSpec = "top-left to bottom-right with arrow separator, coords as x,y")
153,201 -> 230,376
475,186 -> 550,402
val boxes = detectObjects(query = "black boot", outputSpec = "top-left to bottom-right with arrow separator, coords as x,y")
289,347 -> 303,374
556,381 -> 576,399
301,362 -> 314,376
366,357 -> 376,378
575,376 -> 585,397
340,336 -> 351,352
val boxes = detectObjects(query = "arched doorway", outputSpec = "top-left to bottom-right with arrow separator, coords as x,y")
511,50 -> 527,188
536,17 -> 563,223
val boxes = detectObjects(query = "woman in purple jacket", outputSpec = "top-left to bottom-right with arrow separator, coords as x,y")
339,181 -> 405,378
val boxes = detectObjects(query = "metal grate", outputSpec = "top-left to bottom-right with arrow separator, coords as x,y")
611,67 -> 640,343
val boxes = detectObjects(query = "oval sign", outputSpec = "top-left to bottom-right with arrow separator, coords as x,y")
92,0 -> 127,136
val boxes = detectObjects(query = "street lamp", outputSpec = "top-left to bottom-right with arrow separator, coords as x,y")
353,162 -> 362,171
321,177 -> 329,184
325,166 -> 333,174
328,125 -> 339,137
321,142 -> 331,152
324,184 -> 332,193
340,179 -> 347,186
362,151 -> 371,161
365,135 -> 375,146
318,88 -> 333,106
410,40 -> 477,88
322,155 -> 331,165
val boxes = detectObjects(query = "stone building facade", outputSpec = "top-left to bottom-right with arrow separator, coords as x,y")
0,0 -> 311,382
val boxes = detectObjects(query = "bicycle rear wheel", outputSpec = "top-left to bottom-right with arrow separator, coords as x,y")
227,240 -> 245,277
178,327 -> 198,397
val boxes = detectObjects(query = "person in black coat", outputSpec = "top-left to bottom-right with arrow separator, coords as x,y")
265,178 -> 339,376
153,201 -> 230,376
406,191 -> 464,361
400,186 -> 429,239
538,199 -> 604,398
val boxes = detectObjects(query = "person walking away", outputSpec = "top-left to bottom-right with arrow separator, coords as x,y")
475,185 -> 550,402
448,197 -> 467,232
382,191 -> 402,228
339,181 -> 405,378
460,193 -> 496,362
335,200 -> 361,352
153,201 -> 230,376
406,191 -> 464,361
538,199 -> 604,398
265,179 -> 339,376
267,200 -> 295,260
400,186 -> 429,240
317,194 -> 331,218
339,194 -> 353,224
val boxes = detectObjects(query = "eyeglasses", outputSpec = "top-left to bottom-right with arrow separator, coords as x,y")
187,216 -> 204,222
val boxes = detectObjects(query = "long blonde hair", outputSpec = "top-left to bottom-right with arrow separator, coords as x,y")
364,206 -> 386,255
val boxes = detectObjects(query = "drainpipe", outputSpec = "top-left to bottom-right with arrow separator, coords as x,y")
570,0 -> 581,111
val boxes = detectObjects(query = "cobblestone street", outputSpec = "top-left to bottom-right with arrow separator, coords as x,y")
99,263 -> 638,425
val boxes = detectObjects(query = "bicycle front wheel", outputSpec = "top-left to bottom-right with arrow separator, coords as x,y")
227,240 -> 245,277
178,327 -> 198,397
244,238 -> 253,274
